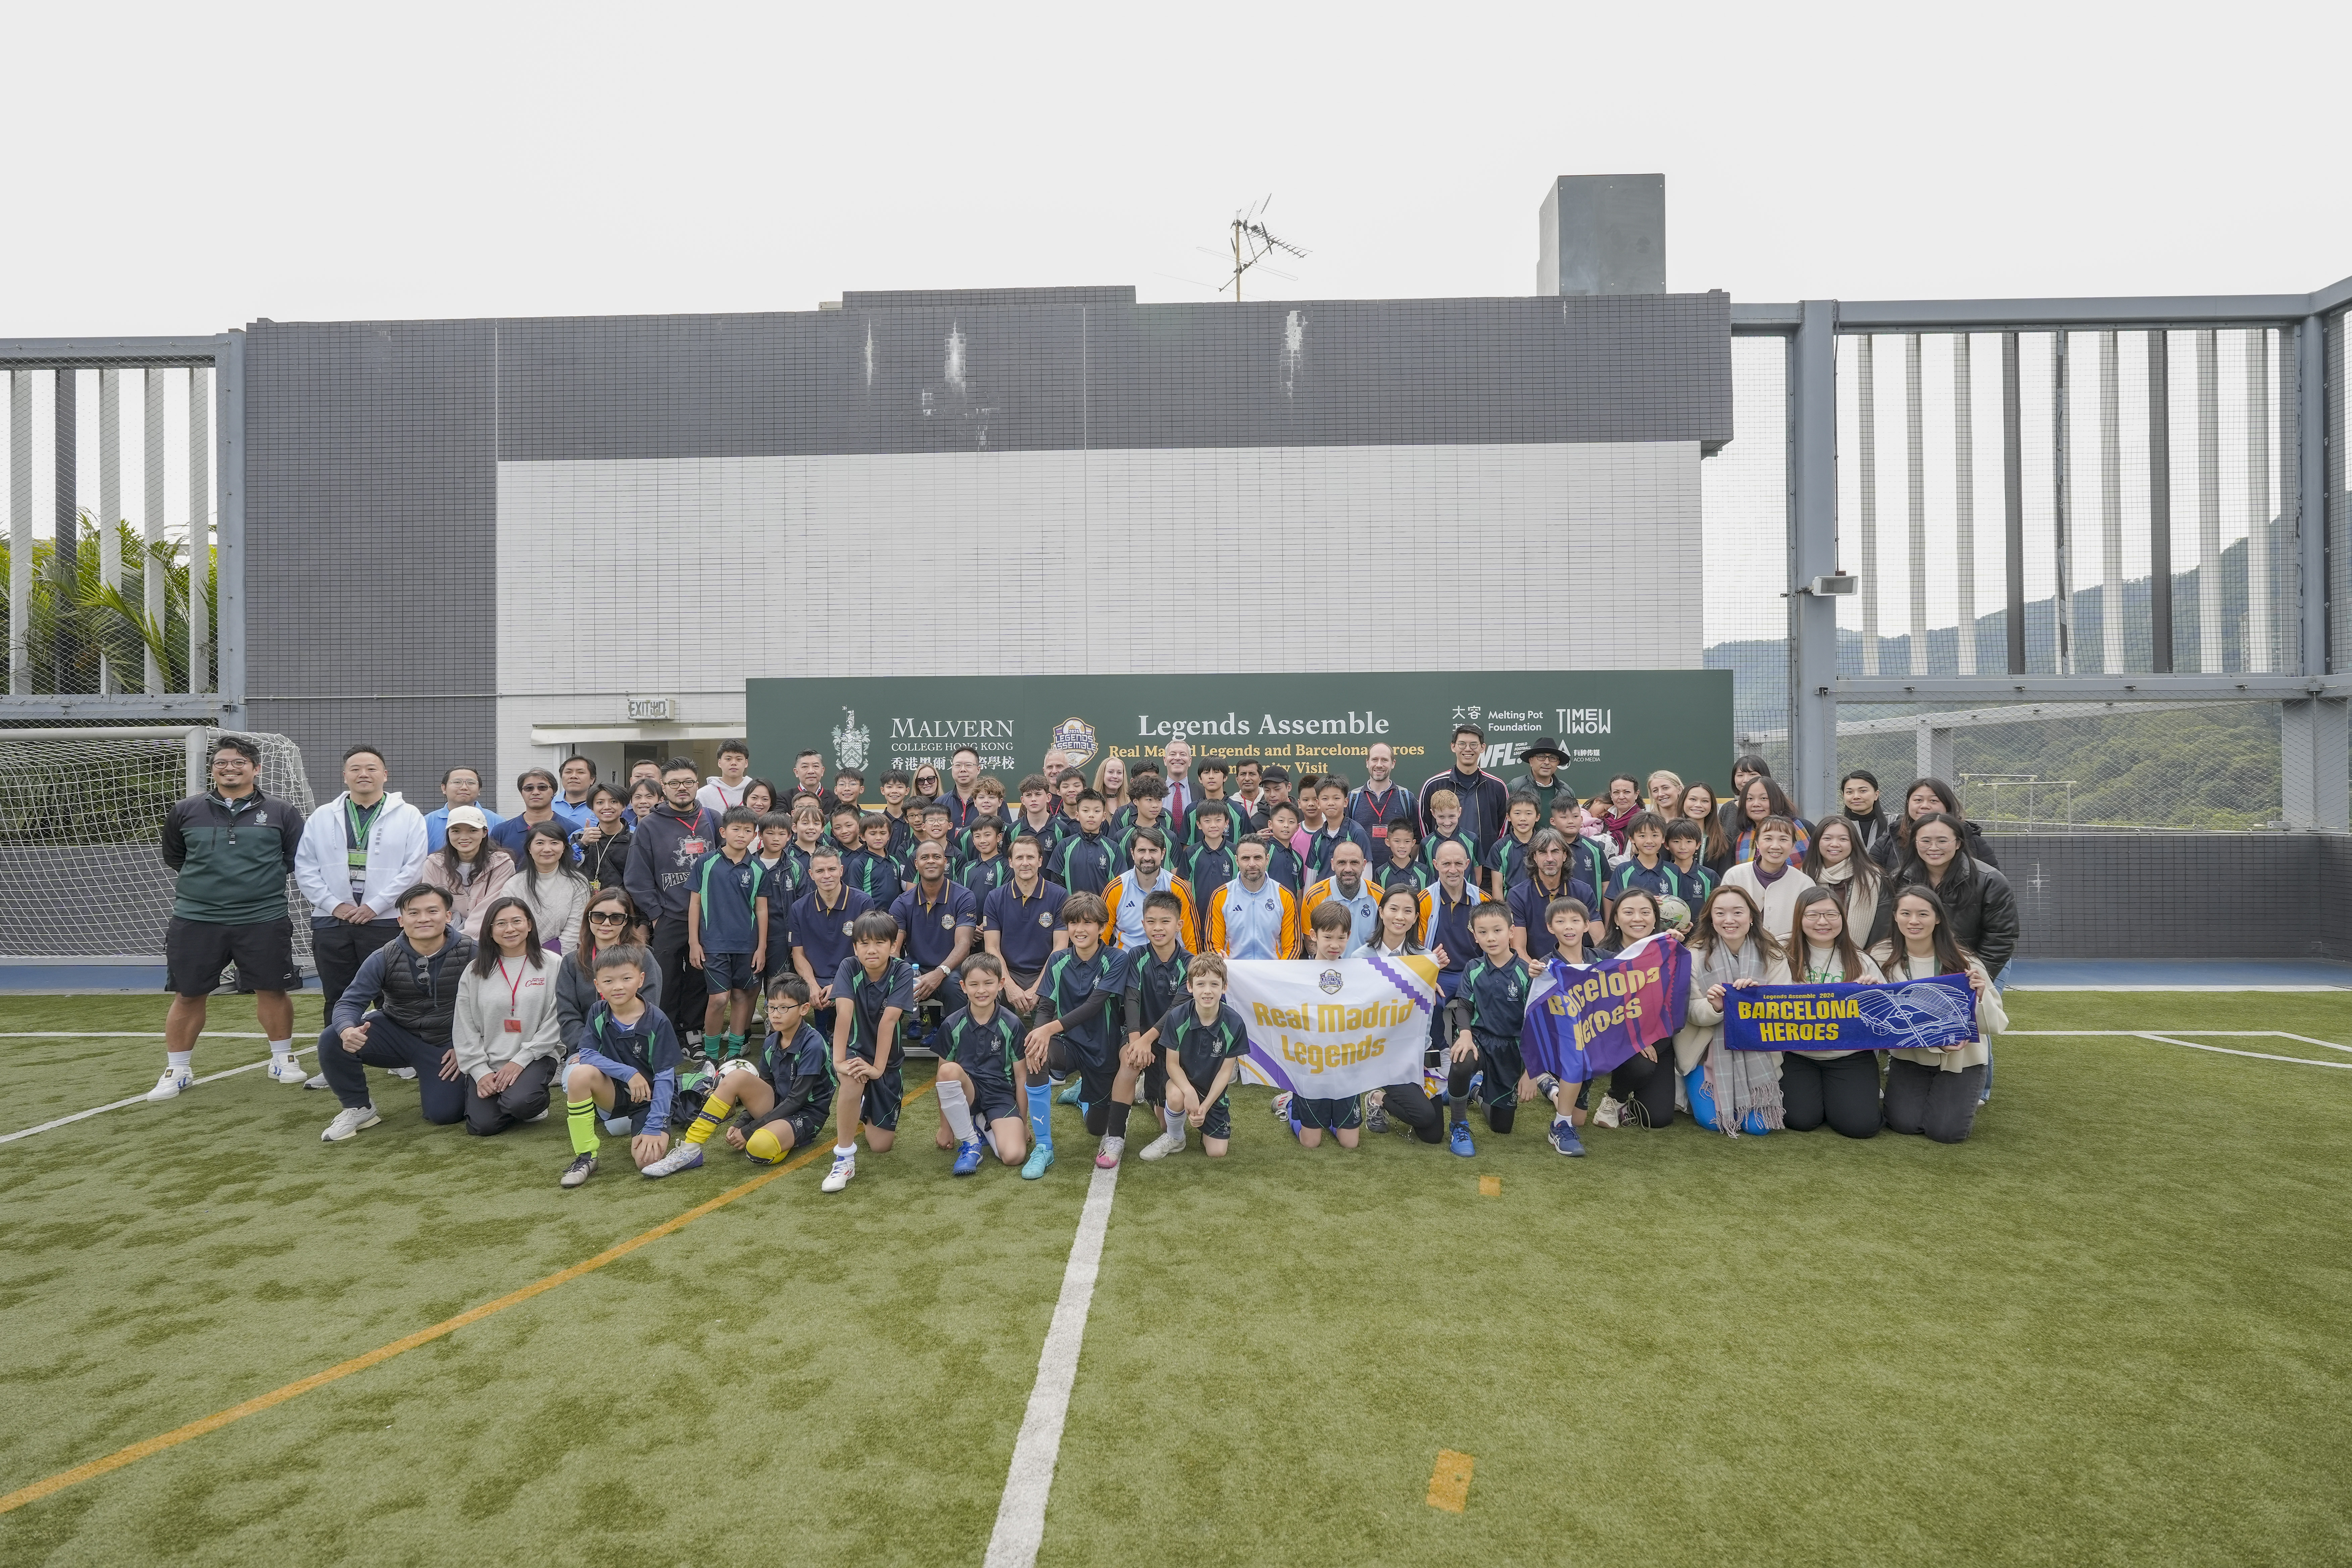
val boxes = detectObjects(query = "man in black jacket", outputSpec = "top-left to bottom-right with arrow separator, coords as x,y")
624,756 -> 722,1048
315,884 -> 477,1141
1417,724 -> 1511,861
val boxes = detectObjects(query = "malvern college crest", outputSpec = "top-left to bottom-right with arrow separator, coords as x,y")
832,708 -> 871,772
1050,717 -> 1098,767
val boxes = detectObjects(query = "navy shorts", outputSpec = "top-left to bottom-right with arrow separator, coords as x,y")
750,1106 -> 827,1156
1180,1065 -> 1233,1140
1294,1094 -> 1362,1132
960,1066 -> 1020,1125
165,916 -> 300,997
702,951 -> 757,994
852,1062 -> 905,1131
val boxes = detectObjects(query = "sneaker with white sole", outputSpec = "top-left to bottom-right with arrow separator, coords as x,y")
304,1072 -> 330,1090
1268,1091 -> 1293,1121
388,1066 -> 418,1081
1138,1128 -> 1185,1161
321,1104 -> 381,1142
820,1149 -> 856,1192
560,1152 -> 597,1188
146,1068 -> 193,1102
1094,1135 -> 1125,1169
642,1142 -> 704,1178
1593,1095 -> 1626,1129
265,1057 -> 310,1086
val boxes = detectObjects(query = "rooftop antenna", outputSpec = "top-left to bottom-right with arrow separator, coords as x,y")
1218,196 -> 1308,301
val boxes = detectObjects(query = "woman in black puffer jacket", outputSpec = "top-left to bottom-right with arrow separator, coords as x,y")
1895,777 -> 2000,870
1895,811 -> 2018,980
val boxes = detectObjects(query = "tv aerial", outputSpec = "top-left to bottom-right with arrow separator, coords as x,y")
1203,196 -> 1308,301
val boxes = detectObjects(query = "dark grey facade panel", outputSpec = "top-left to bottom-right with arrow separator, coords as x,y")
491,292 -> 1733,461
249,696 -> 498,819
1994,830 -> 2352,961
839,286 -> 1137,309
244,318 -> 497,798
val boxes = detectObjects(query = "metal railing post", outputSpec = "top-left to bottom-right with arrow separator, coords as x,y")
1790,302 -> 1840,818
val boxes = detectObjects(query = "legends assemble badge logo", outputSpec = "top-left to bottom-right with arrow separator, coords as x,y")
1050,717 -> 1099,767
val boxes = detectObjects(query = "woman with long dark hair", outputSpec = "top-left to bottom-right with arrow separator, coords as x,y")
1733,775 -> 1812,865
1804,815 -> 1894,951
1586,888 -> 1681,1131
421,805 -> 517,939
1779,886 -> 1883,1138
1895,777 -> 1999,867
1895,812 -> 2017,981
1870,885 -> 2006,1142
1673,885 -> 1791,1137
572,783 -> 634,890
517,820 -> 590,954
555,887 -> 663,1060
452,895 -> 562,1136
1679,782 -> 1736,878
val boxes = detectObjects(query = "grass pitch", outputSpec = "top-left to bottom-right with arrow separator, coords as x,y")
2,989 -> 2349,1566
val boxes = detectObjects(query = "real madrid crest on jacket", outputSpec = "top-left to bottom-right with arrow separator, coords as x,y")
1207,876 -> 1300,960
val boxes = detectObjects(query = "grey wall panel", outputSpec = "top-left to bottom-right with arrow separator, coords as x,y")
1990,831 -> 2352,961
249,695 -> 498,820
245,319 -> 496,800
493,292 -> 1734,461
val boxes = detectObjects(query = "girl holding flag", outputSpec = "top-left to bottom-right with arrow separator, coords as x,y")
1870,886 -> 2005,1144
1586,888 -> 1681,1129
1778,886 -> 1885,1138
1674,886 -> 1791,1136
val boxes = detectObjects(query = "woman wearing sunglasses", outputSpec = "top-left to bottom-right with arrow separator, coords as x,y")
554,888 -> 664,1062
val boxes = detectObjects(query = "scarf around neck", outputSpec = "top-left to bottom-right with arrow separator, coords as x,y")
1697,935 -> 1783,1135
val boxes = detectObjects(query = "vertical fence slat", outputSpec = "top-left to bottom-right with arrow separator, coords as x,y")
1905,333 -> 1926,674
98,368 -> 120,694
2149,330 -> 2174,672
2054,332 -> 2073,674
187,366 -> 209,695
2196,329 -> 2222,672
2099,331 -> 2124,673
1954,334 -> 1977,676
2245,330 -> 2273,673
2003,332 -> 2025,673
52,370 -> 77,694
143,369 -> 166,692
7,370 -> 28,694
1857,335 -> 1879,675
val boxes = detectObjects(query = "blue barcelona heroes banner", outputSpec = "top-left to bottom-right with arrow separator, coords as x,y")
1721,974 -> 1979,1053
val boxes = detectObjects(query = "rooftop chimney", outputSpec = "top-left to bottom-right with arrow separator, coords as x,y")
1538,174 -> 1666,296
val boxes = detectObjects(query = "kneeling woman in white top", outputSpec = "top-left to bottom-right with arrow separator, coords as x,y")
1780,885 -> 1884,1139
1674,885 -> 1793,1136
453,896 -> 564,1136
1869,884 -> 2006,1144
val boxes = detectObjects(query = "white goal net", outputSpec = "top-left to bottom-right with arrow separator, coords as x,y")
0,728 -> 317,964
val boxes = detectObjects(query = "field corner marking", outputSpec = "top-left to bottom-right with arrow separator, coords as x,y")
1427,1449 -> 1475,1513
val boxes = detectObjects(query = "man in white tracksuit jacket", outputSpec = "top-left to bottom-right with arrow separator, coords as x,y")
294,744 -> 427,1084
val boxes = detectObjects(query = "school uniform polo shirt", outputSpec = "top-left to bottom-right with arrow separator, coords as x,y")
789,887 -> 874,983
981,879 -> 1069,973
890,881 -> 979,971
688,850 -> 765,954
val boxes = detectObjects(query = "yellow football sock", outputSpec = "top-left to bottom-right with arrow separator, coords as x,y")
683,1094 -> 730,1145
566,1097 -> 601,1156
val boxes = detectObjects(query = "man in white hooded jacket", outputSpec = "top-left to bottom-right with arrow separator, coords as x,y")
295,744 -> 427,1085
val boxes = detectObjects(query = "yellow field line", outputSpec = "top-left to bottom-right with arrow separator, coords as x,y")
0,1082 -> 931,1517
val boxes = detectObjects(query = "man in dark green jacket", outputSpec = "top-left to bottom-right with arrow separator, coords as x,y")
152,735 -> 305,1101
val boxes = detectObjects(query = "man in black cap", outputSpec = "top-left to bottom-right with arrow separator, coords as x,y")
1513,737 -> 1571,821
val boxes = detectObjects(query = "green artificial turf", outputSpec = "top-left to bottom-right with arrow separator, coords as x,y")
1,992 -> 2348,1566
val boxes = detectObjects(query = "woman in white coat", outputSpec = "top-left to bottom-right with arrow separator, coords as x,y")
1673,885 -> 1792,1137
1870,885 -> 2006,1144
453,896 -> 563,1136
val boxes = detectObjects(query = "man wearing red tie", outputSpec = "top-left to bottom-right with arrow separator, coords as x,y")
1160,738 -> 1194,824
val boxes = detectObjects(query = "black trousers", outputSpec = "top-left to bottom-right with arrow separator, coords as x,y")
463,1056 -> 559,1136
648,914 -> 705,1043
1381,1078 -> 1447,1144
1883,1058 -> 1985,1144
312,920 -> 399,1016
1780,1052 -> 1883,1139
315,1012 -> 462,1121
1607,1048 -> 1678,1128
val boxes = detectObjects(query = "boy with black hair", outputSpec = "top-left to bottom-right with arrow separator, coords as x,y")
1137,953 -> 1250,1161
1372,816 -> 1430,901
1049,788 -> 1124,896
878,770 -> 916,856
844,814 -> 906,901
1114,774 -> 1173,856
1113,890 -> 1193,1146
1304,776 -> 1371,881
788,849 -> 874,1031
1021,892 -> 1127,1174
560,946 -> 680,1187
1260,802 -> 1307,893
643,974 -> 835,1176
825,799 -> 865,858
1605,810 -> 1676,917
914,798 -> 957,862
935,952 -> 1030,1174
1183,806 -> 1239,915
1661,818 -> 1716,907
1485,789 -> 1545,897
1443,903 -> 1537,1159
958,814 -> 1012,897
831,768 -> 866,815
753,812 -> 803,969
1011,774 -> 1063,853
1421,789 -> 1478,871
1271,901 -> 1364,1149
821,910 -> 919,1192
686,805 -> 769,1059
1052,768 -> 1087,820
957,778 -> 1010,864
697,740 -> 753,817
1554,795 -> 1611,900
1294,773 -> 1324,837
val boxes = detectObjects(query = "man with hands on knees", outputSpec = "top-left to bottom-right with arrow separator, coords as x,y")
316,883 -> 476,1143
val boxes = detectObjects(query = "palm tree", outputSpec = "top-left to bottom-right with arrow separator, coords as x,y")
0,513 -> 215,695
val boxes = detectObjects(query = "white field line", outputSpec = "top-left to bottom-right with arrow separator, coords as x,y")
984,1160 -> 1121,1568
0,1031 -> 268,1039
2017,1029 -> 2352,1071
0,1046 -> 317,1145
2133,1033 -> 2352,1071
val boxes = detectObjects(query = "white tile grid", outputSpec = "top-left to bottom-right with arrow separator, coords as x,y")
496,440 -> 1701,780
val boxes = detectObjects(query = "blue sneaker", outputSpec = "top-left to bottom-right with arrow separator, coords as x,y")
1549,1117 -> 1585,1158
1467,1071 -> 1483,1102
951,1138 -> 985,1177
1021,1141 -> 1056,1180
1449,1122 -> 1476,1158
1055,1079 -> 1083,1107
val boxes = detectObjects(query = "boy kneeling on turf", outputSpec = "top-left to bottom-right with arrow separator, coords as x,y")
822,910 -> 920,1193
560,946 -> 680,1187
1270,900 -> 1363,1149
1021,892 -> 1127,1177
1138,953 -> 1250,1161
935,953 -> 1030,1175
1443,904 -> 1540,1159
644,974 -> 834,1176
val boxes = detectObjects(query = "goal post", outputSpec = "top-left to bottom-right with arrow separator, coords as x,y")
0,726 -> 317,965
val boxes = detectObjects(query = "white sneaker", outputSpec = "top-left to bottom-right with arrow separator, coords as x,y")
146,1068 -> 192,1102
321,1104 -> 381,1142
304,1072 -> 329,1090
820,1150 -> 856,1192
1594,1095 -> 1626,1129
265,1057 -> 309,1086
1138,1128 -> 1185,1162
642,1142 -> 704,1178
388,1066 -> 419,1081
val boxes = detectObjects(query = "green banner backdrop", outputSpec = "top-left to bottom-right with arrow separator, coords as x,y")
747,671 -> 1731,798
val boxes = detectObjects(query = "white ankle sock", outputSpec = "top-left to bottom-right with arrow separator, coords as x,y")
937,1079 -> 976,1143
268,1039 -> 293,1061
166,1050 -> 192,1075
833,1143 -> 856,1157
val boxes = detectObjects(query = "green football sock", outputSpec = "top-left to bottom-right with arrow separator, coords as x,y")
567,1097 -> 601,1156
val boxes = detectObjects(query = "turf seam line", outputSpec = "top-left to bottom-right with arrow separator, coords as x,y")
984,1159 -> 1120,1568
0,1082 -> 932,1517
0,1047 -> 321,1146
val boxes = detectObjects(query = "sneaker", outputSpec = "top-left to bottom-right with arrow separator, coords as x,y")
1055,1079 -> 1083,1108
1021,1141 -> 1056,1180
951,1138 -> 986,1177
1549,1117 -> 1586,1158
1593,1095 -> 1626,1130
1094,1135 -> 1125,1169
1449,1122 -> 1476,1158
602,1116 -> 634,1135
265,1057 -> 309,1086
1467,1071 -> 1484,1102
642,1142 -> 704,1178
304,1072 -> 329,1090
1365,1091 -> 1389,1135
1268,1091 -> 1293,1121
525,1108 -> 549,1123
388,1066 -> 419,1080
821,1150 -> 856,1192
322,1104 -> 381,1142
1533,1073 -> 1562,1106
1138,1128 -> 1185,1161
146,1068 -> 192,1102
560,1152 -> 597,1188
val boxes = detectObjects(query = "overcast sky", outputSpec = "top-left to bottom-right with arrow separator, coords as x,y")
6,0 -> 2346,335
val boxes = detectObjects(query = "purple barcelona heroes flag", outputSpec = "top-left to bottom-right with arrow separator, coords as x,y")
1721,972 -> 1979,1053
1521,933 -> 1692,1082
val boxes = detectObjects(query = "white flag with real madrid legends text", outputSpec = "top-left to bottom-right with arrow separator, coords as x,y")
1223,954 -> 1440,1099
